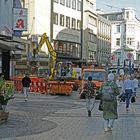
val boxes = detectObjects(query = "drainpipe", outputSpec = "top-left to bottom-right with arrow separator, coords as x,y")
50,0 -> 54,42
80,0 -> 83,62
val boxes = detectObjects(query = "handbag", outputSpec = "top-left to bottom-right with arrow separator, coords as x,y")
131,96 -> 136,103
119,92 -> 126,102
95,93 -> 102,100
98,100 -> 103,111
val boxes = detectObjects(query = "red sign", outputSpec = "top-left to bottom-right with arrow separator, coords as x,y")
15,19 -> 25,28
111,54 -> 116,61
13,8 -> 27,31
127,53 -> 133,59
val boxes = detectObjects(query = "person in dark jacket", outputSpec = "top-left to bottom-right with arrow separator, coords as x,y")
22,74 -> 31,101
82,76 -> 96,117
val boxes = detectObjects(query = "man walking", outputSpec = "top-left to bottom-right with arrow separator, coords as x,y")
82,76 -> 96,117
22,74 -> 31,101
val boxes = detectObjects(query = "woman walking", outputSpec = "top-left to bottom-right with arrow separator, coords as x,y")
99,73 -> 119,132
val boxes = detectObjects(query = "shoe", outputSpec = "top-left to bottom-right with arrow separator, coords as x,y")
104,128 -> 109,132
126,108 -> 130,111
108,127 -> 112,131
88,110 -> 91,117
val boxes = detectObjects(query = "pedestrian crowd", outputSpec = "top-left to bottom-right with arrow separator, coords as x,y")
80,72 -> 139,132
21,72 -> 139,133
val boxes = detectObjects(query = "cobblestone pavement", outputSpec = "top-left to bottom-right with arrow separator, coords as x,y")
1,90 -> 140,140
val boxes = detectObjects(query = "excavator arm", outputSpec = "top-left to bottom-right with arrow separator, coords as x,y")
37,33 -> 57,80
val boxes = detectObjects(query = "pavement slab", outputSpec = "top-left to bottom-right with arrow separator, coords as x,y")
0,90 -> 140,140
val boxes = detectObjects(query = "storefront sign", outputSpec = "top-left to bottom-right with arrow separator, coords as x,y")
13,8 -> 27,31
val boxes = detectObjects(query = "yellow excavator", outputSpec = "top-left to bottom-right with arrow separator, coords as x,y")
35,33 -> 75,95
36,33 -> 57,80
35,33 -> 76,80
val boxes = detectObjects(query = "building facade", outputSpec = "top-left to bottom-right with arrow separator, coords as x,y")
21,0 -> 112,72
24,0 -> 82,63
101,8 -> 140,69
0,0 -> 27,79
82,0 -> 97,64
97,14 -> 111,66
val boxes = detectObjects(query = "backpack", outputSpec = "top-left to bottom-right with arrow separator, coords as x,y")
101,82 -> 115,101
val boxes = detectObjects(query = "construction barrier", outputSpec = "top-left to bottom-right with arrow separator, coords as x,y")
48,81 -> 74,95
14,77 -> 75,95
13,77 -> 49,94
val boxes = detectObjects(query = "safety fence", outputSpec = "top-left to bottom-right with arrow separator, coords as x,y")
14,77 -> 49,94
13,77 -> 74,95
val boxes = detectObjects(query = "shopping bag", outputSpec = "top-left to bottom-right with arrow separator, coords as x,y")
119,92 -> 126,102
95,93 -> 102,100
131,96 -> 136,103
98,100 -> 103,111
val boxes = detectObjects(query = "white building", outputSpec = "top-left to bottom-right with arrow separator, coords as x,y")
23,0 -> 111,68
101,7 -> 140,69
24,0 -> 82,63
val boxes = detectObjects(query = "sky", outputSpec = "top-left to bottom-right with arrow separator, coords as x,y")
96,0 -> 140,18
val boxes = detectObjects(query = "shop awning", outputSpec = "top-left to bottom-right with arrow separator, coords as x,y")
0,34 -> 29,51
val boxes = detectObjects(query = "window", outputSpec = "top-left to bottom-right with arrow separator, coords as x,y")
137,41 -> 140,50
126,11 -> 129,19
53,12 -> 58,25
77,20 -> 81,29
116,25 -> 120,33
54,0 -> 59,3
127,24 -> 135,33
117,14 -> 122,20
60,14 -> 64,26
84,71 -> 106,81
127,38 -> 134,45
116,38 -> 120,46
77,0 -> 81,11
72,0 -> 76,9
88,33 -> 96,43
66,16 -> 70,28
72,18 -> 76,29
66,0 -> 71,7
60,0 -> 65,5
89,16 -> 96,26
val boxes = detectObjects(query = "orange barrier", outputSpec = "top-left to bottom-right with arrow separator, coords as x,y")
48,81 -> 74,95
14,77 -> 74,95
14,77 -> 23,92
14,77 -> 49,94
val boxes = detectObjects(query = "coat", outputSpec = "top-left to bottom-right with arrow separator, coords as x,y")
99,81 -> 119,119
22,76 -> 31,87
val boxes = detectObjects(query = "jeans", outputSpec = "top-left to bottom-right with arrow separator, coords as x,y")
23,87 -> 30,98
104,119 -> 115,130
133,88 -> 138,96
2,105 -> 6,111
125,89 -> 132,108
85,96 -> 95,111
